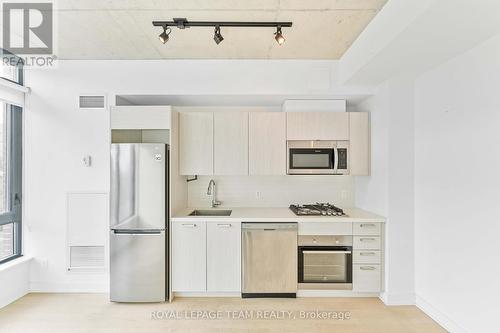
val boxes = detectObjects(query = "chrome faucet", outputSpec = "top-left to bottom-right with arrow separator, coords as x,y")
207,179 -> 221,208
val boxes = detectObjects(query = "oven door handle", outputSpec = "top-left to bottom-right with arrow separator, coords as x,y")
302,250 -> 351,254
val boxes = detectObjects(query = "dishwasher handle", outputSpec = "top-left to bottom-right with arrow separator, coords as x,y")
242,223 -> 297,231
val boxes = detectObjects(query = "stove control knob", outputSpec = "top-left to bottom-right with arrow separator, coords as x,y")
312,238 -> 317,244
321,211 -> 327,216
335,239 -> 340,244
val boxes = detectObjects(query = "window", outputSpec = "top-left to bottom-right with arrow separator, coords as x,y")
0,49 -> 23,85
0,103 -> 22,264
0,49 -> 23,264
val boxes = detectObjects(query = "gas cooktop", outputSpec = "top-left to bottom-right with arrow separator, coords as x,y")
289,203 -> 347,217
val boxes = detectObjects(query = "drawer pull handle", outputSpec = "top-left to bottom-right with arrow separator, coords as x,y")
360,252 -> 375,256
360,266 -> 376,271
360,224 -> 376,228
181,223 -> 196,228
217,224 -> 232,228
360,238 -> 376,242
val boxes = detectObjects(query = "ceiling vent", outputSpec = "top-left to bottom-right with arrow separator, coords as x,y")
79,95 -> 106,110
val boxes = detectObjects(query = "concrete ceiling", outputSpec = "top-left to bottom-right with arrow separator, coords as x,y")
55,0 -> 387,59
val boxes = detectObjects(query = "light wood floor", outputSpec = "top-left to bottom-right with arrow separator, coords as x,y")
0,294 -> 447,333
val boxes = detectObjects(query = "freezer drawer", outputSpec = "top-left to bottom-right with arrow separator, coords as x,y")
110,230 -> 166,302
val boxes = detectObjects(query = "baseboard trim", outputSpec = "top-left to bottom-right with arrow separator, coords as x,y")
415,295 -> 468,333
379,292 -> 416,305
30,281 -> 109,293
298,290 -> 380,298
174,292 -> 240,297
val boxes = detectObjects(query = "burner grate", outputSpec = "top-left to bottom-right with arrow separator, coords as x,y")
289,203 -> 346,217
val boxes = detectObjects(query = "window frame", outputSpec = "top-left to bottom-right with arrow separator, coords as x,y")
0,102 -> 23,265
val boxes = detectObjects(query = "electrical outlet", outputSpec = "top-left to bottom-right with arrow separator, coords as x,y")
255,191 -> 262,200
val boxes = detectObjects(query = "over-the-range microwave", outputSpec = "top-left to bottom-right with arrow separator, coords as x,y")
287,140 -> 349,175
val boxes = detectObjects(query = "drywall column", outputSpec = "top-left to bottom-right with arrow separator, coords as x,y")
356,75 -> 415,305
385,76 -> 415,304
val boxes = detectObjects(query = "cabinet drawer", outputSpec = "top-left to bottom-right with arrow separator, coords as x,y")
298,222 -> 352,235
353,264 -> 381,292
353,236 -> 381,250
353,222 -> 381,236
353,250 -> 381,264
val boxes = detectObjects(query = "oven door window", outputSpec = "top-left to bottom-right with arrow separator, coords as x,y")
289,149 -> 334,169
299,247 -> 352,283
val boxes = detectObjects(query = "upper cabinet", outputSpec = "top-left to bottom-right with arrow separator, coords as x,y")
179,112 -> 213,175
349,112 -> 370,176
178,108 -> 370,177
249,112 -> 286,175
111,106 -> 171,129
214,112 -> 248,175
286,112 -> 349,141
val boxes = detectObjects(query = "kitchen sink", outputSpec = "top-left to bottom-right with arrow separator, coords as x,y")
188,209 -> 232,216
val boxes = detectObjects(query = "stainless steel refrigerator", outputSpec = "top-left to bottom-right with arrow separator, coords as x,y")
110,143 -> 168,302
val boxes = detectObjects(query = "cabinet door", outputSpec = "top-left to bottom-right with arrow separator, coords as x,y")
286,112 -> 349,141
349,112 -> 370,175
214,112 -> 248,175
171,222 -> 207,292
206,222 -> 241,292
179,112 -> 213,175
207,222 -> 241,292
249,112 -> 286,175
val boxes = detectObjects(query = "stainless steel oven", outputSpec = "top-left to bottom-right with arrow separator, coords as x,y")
298,235 -> 352,290
287,140 -> 349,175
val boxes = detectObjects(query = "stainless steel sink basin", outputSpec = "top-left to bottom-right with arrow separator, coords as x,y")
188,209 -> 232,216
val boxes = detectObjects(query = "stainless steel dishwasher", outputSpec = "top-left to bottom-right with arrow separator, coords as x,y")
242,223 -> 298,298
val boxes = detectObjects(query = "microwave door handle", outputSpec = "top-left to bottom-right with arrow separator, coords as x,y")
333,147 -> 339,173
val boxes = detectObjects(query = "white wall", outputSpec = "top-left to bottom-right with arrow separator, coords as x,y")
355,75 -> 415,305
414,35 -> 500,333
24,59 -> 370,292
189,176 -> 354,208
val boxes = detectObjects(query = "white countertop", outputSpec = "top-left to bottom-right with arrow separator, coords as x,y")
172,207 -> 385,223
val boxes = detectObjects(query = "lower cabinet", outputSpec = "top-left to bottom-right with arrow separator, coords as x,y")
207,222 -> 241,292
172,220 -> 241,293
352,222 -> 382,292
171,222 -> 207,292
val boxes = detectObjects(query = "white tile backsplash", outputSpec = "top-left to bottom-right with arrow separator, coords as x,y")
188,176 -> 355,208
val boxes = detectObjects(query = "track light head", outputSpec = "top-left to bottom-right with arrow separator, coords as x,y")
213,26 -> 224,45
159,27 -> 171,44
274,26 -> 285,45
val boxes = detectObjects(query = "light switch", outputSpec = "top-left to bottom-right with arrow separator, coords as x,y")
82,155 -> 92,167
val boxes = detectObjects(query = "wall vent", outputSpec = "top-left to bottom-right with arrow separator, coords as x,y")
79,95 -> 106,109
69,246 -> 105,269
66,192 -> 107,271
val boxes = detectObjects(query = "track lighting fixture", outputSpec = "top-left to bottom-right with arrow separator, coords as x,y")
213,26 -> 224,45
274,26 -> 285,45
158,27 -> 171,44
153,18 -> 292,46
